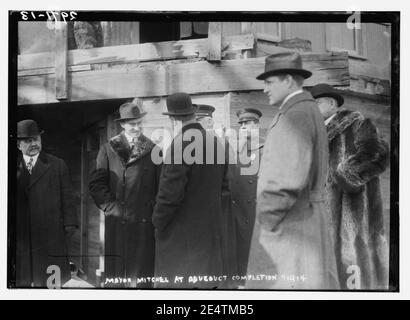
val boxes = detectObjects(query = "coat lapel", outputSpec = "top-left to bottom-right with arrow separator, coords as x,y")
269,91 -> 314,130
109,132 -> 155,165
29,153 -> 50,188
326,108 -> 364,142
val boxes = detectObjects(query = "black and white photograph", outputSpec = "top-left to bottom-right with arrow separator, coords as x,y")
4,5 -> 403,300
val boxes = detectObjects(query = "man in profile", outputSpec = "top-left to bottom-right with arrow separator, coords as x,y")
246,52 -> 339,289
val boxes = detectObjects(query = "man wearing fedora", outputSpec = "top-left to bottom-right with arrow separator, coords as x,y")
152,92 -> 229,288
245,52 -> 339,289
311,83 -> 390,290
229,108 -> 263,286
16,120 -> 78,287
88,99 -> 161,288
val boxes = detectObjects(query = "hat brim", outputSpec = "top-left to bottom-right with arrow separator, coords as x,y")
313,92 -> 344,107
17,130 -> 44,139
162,111 -> 195,116
256,68 -> 312,80
114,113 -> 147,121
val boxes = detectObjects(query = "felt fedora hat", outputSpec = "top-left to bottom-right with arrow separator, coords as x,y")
256,51 -> 312,80
194,104 -> 216,118
17,119 -> 44,138
310,83 -> 344,107
236,108 -> 262,124
115,99 -> 147,121
163,93 -> 195,116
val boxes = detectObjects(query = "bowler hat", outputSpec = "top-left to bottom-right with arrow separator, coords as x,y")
17,119 -> 44,138
310,83 -> 344,107
256,52 -> 312,80
194,104 -> 215,118
236,108 -> 262,124
163,93 -> 195,116
115,99 -> 147,121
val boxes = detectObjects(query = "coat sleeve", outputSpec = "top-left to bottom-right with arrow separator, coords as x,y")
88,145 -> 116,212
152,162 -> 191,231
59,159 -> 79,228
334,118 -> 390,193
257,109 -> 314,231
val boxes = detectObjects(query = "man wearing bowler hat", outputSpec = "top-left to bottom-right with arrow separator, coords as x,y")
245,52 -> 339,289
229,108 -> 263,286
311,83 -> 390,289
88,99 -> 161,288
152,92 -> 230,288
16,120 -> 78,287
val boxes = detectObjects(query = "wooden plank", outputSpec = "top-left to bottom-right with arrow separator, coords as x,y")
18,65 -> 91,77
55,20 -> 68,100
18,34 -> 254,71
349,58 -> 389,80
18,53 -> 349,105
208,22 -> 222,61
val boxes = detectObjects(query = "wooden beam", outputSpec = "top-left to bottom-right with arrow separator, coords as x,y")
18,34 -> 254,71
241,22 -> 256,58
55,20 -> 68,100
208,22 -> 222,61
18,52 -> 349,105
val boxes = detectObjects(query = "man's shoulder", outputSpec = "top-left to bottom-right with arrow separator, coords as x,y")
40,152 -> 67,168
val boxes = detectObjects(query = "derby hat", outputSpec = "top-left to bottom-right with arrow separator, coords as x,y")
236,108 -> 262,124
163,92 -> 195,116
256,51 -> 312,80
17,119 -> 44,138
115,99 -> 147,121
310,83 -> 344,107
194,104 -> 215,118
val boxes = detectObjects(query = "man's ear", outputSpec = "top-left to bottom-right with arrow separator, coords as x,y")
17,141 -> 21,151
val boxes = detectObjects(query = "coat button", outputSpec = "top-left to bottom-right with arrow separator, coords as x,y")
232,200 -> 236,205
247,199 -> 252,204
142,218 -> 147,223
245,219 -> 249,224
121,220 -> 126,225
248,180 -> 253,184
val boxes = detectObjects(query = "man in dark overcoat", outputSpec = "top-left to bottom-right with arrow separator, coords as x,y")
229,108 -> 263,286
152,93 -> 230,289
311,83 -> 390,290
16,119 -> 78,288
246,52 -> 339,289
194,103 -> 238,288
89,99 -> 161,288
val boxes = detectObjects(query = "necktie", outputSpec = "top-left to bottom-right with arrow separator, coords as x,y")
131,138 -> 138,153
27,157 -> 34,174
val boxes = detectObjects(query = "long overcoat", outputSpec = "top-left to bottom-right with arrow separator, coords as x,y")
152,123 -> 229,289
246,91 -> 340,290
325,108 -> 390,290
229,139 -> 263,282
16,152 -> 78,288
88,132 -> 161,287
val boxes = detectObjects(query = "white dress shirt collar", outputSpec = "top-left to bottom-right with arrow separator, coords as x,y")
325,112 -> 338,126
124,132 -> 136,146
23,153 -> 39,167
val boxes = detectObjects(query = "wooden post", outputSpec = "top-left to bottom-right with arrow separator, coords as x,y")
241,22 -> 256,58
208,22 -> 222,61
55,17 -> 68,100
